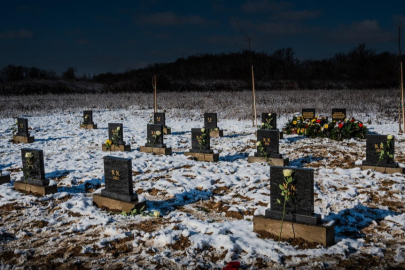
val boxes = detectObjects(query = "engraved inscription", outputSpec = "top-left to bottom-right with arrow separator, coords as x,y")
302,112 -> 314,119
332,112 -> 345,120
263,138 -> 271,145
111,170 -> 120,180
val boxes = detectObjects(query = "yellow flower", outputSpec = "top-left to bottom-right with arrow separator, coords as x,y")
311,119 -> 316,123
283,169 -> 293,177
153,210 -> 160,217
324,124 -> 329,129
293,121 -> 297,125
387,135 -> 393,140
106,139 -> 112,146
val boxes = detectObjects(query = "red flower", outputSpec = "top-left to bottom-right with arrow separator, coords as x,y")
305,125 -> 308,128
359,123 -> 363,128
338,123 -> 343,128
350,118 -> 355,122
223,261 -> 241,270
316,119 -> 321,123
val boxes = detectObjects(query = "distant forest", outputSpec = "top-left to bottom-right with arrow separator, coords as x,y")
0,43 -> 404,95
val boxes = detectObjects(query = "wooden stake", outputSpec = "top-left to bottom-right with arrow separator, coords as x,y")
153,74 -> 157,113
252,65 -> 257,127
401,62 -> 404,131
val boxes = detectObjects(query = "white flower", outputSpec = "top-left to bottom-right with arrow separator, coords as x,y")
201,128 -> 205,133
261,122 -> 265,126
268,113 -> 272,116
283,169 -> 293,177
256,141 -> 261,146
116,127 -> 121,131
150,113 -> 153,117
387,135 -> 393,140
153,211 -> 160,217
25,152 -> 33,158
156,131 -> 161,136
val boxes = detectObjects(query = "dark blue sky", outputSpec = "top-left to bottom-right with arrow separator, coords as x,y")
1,0 -> 404,76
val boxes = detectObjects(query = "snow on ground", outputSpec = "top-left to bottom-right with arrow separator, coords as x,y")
0,107 -> 404,269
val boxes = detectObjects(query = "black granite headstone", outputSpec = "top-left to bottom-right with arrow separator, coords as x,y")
190,128 -> 212,153
261,113 -> 277,129
255,129 -> 281,158
362,135 -> 397,168
302,109 -> 315,120
154,113 -> 166,127
21,148 -> 48,186
101,156 -> 138,202
17,118 -> 29,137
108,123 -> 124,145
332,108 -> 346,121
83,110 -> 94,124
145,124 -> 165,148
204,113 -> 218,129
265,166 -> 320,225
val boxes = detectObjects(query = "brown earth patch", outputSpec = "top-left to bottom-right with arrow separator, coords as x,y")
166,235 -> 191,250
256,230 -> 321,249
0,203 -> 23,211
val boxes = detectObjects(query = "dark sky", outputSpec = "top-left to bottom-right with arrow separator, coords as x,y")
1,0 -> 404,76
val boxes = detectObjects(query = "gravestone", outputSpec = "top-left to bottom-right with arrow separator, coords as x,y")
0,170 -> 11,184
17,118 -> 29,137
83,110 -> 94,124
261,113 -> 277,129
108,123 -> 125,145
101,156 -> 138,202
332,108 -> 346,121
204,113 -> 218,129
255,130 -> 281,158
20,148 -> 48,186
145,124 -> 165,148
362,135 -> 397,168
302,109 -> 315,120
154,113 -> 166,127
190,128 -> 212,154
265,166 -> 320,225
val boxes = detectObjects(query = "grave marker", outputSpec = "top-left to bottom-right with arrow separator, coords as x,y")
80,110 -> 97,129
302,109 -> 315,120
13,118 -> 34,143
140,124 -> 172,155
331,108 -> 346,121
253,166 -> 334,247
361,134 -> 403,173
0,170 -> 11,185
185,128 -> 219,161
102,123 -> 130,151
261,113 -> 277,129
248,130 -> 289,166
93,156 -> 146,212
204,113 -> 224,137
154,112 -> 171,134
14,148 -> 57,195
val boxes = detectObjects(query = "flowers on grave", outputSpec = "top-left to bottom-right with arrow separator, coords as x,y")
23,152 -> 35,180
277,169 -> 297,241
198,128 -> 207,152
260,113 -> 274,130
153,210 -> 160,217
149,113 -> 154,124
150,130 -> 162,146
375,135 -> 394,169
83,114 -> 90,125
105,139 -> 112,151
284,115 -> 368,141
110,127 -> 121,148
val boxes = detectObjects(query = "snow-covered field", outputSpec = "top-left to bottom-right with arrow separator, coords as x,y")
0,106 -> 405,269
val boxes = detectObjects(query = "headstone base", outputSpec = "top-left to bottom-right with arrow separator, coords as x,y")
140,146 -> 172,155
93,194 -> 147,213
210,129 -> 224,137
12,135 -> 34,143
14,181 -> 57,195
102,143 -> 131,152
80,123 -> 97,129
360,165 -> 405,174
163,127 -> 171,135
248,156 -> 289,166
0,174 -> 11,184
185,152 -> 219,162
253,215 -> 335,247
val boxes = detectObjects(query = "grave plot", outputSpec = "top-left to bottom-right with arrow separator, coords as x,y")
12,118 -> 34,143
93,156 -> 146,212
102,123 -> 131,152
185,128 -> 219,161
80,110 -> 97,129
204,113 -> 224,137
13,148 -> 57,195
140,124 -> 172,155
248,129 -> 289,166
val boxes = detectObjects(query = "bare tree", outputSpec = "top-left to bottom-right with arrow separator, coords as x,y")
395,15 -> 405,134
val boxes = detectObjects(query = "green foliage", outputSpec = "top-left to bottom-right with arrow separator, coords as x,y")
277,170 -> 297,241
259,114 -> 274,130
375,136 -> 394,169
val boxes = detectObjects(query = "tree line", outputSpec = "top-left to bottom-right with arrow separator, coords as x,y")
0,43 -> 403,95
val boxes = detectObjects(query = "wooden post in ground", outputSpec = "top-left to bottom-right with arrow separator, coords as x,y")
153,74 -> 157,113
400,62 -> 405,132
252,65 -> 257,127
